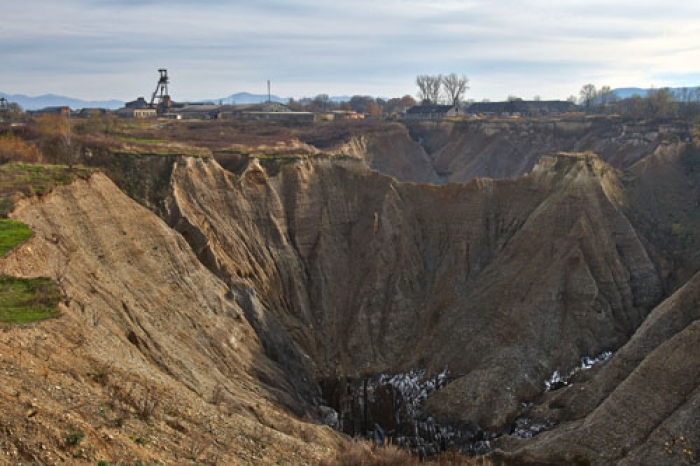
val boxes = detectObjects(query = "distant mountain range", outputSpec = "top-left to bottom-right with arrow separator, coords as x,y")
0,93 -> 124,111
207,92 -> 288,105
204,93 -> 353,105
612,86 -> 699,99
4,87 -> 699,111
1,91 -> 362,111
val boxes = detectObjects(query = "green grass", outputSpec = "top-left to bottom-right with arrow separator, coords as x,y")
0,276 -> 61,325
0,163 -> 93,216
0,164 -> 73,326
115,135 -> 168,144
0,219 -> 33,256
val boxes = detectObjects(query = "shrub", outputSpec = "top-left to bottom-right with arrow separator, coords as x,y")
0,133 -> 41,164
65,430 -> 85,446
0,276 -> 61,325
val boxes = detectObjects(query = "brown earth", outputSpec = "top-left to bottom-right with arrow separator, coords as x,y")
164,151 -> 661,430
404,119 -> 691,183
2,116 -> 700,464
491,267 -> 700,465
0,174 -> 341,464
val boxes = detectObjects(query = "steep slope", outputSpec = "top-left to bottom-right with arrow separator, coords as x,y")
0,173 -> 339,464
165,152 -> 662,430
403,120 -> 688,184
624,141 -> 700,291
333,129 -> 439,184
492,268 -> 700,464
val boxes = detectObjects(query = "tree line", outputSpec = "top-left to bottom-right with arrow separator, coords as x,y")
579,83 -> 700,119
287,94 -> 417,118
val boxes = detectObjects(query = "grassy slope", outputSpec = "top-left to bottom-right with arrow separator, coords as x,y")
0,219 -> 33,256
0,276 -> 61,324
0,163 -> 85,324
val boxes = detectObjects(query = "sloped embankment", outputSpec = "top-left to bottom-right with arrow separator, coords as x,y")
166,152 -> 662,431
492,267 -> 700,464
0,173 -> 340,464
402,119 -> 682,184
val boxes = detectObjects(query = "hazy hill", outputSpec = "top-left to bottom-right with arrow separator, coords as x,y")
0,92 -> 124,111
0,91 -> 365,110
212,92 -> 289,105
211,92 -> 354,104
613,86 -> 700,99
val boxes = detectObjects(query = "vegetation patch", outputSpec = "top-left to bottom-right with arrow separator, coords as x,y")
115,135 -> 168,144
0,219 -> 33,256
0,276 -> 61,325
0,163 -> 92,216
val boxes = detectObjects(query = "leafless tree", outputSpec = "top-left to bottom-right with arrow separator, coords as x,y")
38,114 -> 81,169
598,85 -> 615,108
674,87 -> 700,118
579,84 -> 597,110
442,73 -> 469,106
646,87 -> 676,119
59,116 -> 80,170
416,74 -> 443,104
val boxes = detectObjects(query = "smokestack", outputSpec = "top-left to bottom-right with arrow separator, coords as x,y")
267,80 -> 271,103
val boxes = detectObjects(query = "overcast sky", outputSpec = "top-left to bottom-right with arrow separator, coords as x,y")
4,0 -> 700,102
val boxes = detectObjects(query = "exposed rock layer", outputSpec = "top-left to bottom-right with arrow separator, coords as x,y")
166,153 -> 662,429
0,174 -> 340,464
492,268 -> 700,464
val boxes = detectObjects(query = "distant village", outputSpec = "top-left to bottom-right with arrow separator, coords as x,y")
0,70 -> 582,124
3,70 -> 695,124
10,97 -> 578,123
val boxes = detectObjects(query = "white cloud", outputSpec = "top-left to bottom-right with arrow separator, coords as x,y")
3,0 -> 700,100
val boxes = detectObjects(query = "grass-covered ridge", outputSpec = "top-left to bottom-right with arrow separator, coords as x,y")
0,163 -> 93,216
0,163 -> 78,325
0,219 -> 33,256
0,276 -> 61,325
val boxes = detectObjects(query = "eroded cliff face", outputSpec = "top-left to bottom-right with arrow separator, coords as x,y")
0,174 -> 339,464
391,119 -> 691,184
165,153 -> 662,430
493,268 -> 700,465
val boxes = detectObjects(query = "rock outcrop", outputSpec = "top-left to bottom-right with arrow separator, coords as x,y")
401,119 -> 685,184
0,173 -> 339,464
492,268 -> 700,464
5,116 -> 700,463
165,152 -> 662,430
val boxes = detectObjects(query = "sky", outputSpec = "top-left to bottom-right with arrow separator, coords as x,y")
4,0 -> 700,102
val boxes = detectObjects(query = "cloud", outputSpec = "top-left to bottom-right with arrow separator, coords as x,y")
3,0 -> 700,100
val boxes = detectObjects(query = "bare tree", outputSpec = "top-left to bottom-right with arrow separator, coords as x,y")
579,84 -> 597,110
57,115 -> 80,170
416,74 -> 443,104
442,73 -> 469,106
647,88 -> 676,119
598,85 -> 615,108
674,87 -> 700,118
313,94 -> 331,111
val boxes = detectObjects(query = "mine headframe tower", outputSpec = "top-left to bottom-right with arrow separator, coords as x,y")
150,69 -> 171,113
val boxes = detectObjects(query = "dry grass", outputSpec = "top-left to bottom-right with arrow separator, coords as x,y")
321,440 -> 491,466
